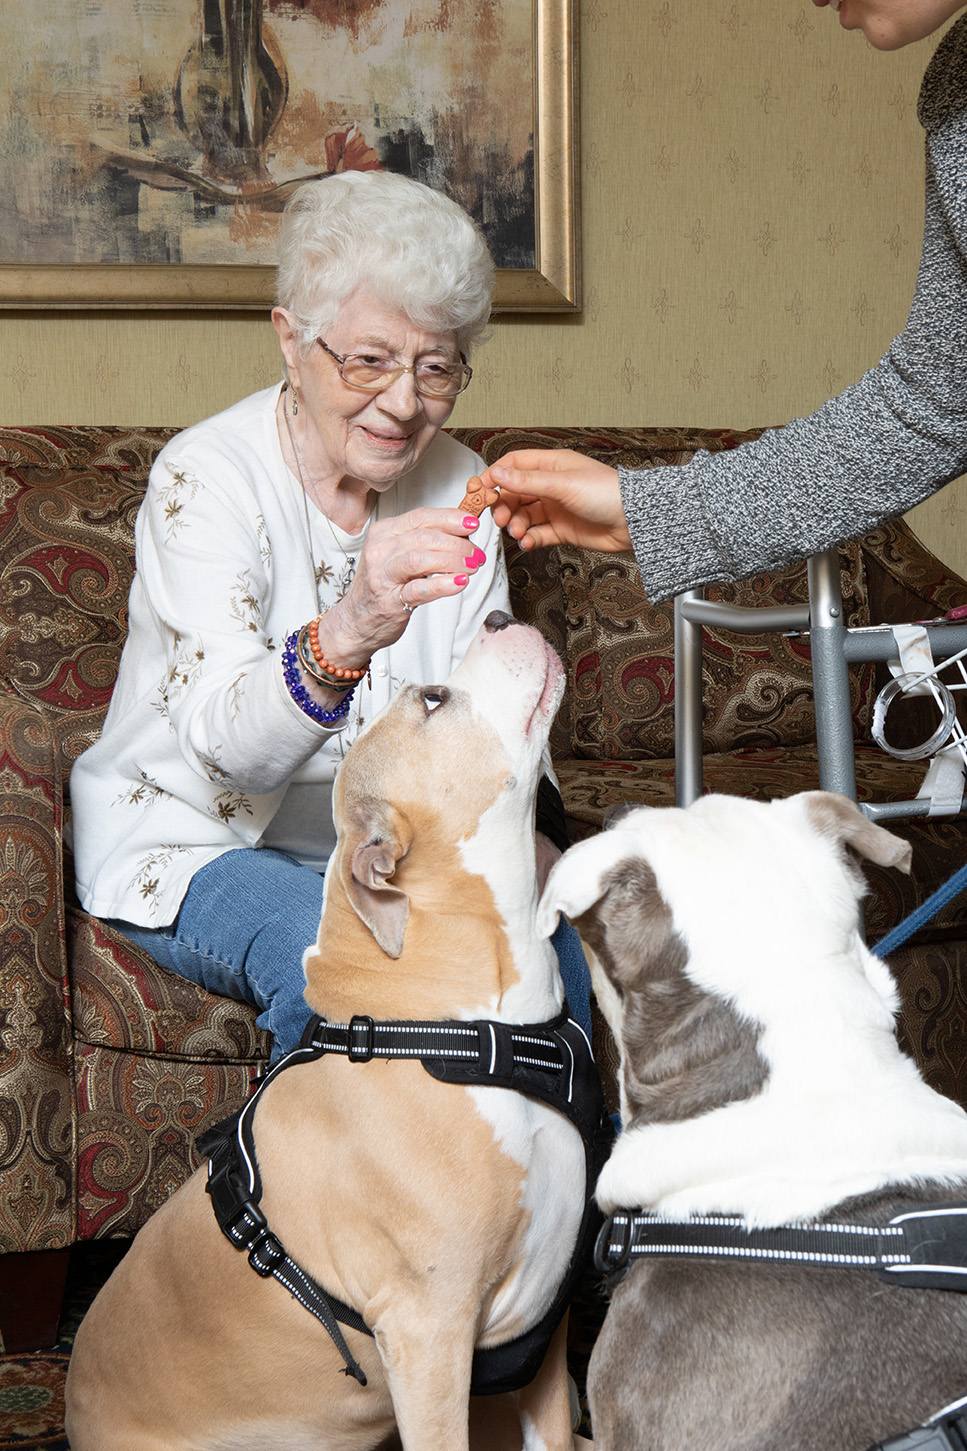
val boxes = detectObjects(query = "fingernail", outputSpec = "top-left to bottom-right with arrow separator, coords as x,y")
463,516 -> 480,530
454,574 -> 469,587
464,555 -> 478,569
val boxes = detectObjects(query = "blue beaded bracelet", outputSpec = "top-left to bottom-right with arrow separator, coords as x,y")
282,631 -> 355,726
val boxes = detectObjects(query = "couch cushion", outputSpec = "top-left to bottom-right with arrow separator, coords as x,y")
891,939 -> 967,1108
0,426 -> 177,777
68,907 -> 270,1061
556,542 -> 874,761
74,1041 -> 260,1238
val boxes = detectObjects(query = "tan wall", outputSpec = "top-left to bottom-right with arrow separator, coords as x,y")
2,1 -> 965,578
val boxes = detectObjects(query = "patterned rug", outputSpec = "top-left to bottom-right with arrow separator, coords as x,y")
0,1241 -> 128,1451
0,1240 -> 602,1447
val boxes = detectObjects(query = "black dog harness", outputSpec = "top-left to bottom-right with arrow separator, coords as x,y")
200,1010 -> 612,1393
594,1203 -> 967,1289
595,1206 -> 967,1451
869,1394 -> 967,1451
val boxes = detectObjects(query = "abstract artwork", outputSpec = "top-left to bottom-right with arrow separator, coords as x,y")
0,0 -> 579,310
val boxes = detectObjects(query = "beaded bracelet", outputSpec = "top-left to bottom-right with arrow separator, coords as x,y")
297,622 -> 370,693
307,613 -> 370,685
282,631 -> 355,727
295,626 -> 353,693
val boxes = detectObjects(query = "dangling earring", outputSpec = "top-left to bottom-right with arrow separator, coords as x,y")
291,389 -> 299,416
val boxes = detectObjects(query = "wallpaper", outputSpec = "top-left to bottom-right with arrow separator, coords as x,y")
1,0 -> 966,577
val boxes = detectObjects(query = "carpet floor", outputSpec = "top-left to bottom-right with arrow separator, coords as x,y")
0,1241 -> 603,1448
0,1240 -> 128,1451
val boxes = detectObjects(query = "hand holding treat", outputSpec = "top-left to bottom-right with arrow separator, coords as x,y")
341,481 -> 495,636
459,475 -> 501,517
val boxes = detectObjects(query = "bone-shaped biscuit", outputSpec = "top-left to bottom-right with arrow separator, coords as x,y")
459,476 -> 500,517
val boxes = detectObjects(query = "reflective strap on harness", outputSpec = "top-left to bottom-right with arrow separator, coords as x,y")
870,1420 -> 967,1450
868,1394 -> 967,1449
204,1106 -> 370,1385
201,1011 -> 611,1395
594,1203 -> 967,1290
306,1014 -> 566,1074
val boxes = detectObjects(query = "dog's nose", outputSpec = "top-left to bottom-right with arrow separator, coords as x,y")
484,610 -> 517,633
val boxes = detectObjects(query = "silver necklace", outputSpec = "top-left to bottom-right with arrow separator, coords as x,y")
280,383 -> 374,751
281,384 -> 371,604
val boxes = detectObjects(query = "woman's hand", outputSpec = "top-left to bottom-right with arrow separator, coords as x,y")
317,506 -> 484,665
480,449 -> 632,554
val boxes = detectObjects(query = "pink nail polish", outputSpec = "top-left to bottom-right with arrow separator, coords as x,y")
464,555 -> 478,569
463,516 -> 480,530
454,574 -> 469,587
472,547 -> 486,566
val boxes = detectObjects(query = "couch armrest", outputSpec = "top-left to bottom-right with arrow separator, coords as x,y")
0,687 -> 75,1252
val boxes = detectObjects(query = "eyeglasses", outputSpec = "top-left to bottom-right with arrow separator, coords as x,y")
316,338 -> 473,398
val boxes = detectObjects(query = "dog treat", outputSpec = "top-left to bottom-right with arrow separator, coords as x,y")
459,476 -> 500,517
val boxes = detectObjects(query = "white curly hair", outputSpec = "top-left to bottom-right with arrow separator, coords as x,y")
275,170 -> 495,360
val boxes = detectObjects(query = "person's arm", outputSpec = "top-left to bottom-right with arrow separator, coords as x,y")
620,316 -> 967,602
489,117 -> 967,603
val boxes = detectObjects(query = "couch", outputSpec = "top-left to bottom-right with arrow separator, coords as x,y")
2,422 -> 967,1352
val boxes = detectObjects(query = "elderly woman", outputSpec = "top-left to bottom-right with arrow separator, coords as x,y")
69,170 -> 588,1057
482,0 -> 967,603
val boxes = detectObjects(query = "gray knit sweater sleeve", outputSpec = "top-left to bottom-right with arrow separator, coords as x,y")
622,15 -> 967,604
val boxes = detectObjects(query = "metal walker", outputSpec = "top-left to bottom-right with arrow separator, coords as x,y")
674,546 -> 967,822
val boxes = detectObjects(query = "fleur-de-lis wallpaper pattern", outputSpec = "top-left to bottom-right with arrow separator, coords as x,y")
1,2 -> 964,575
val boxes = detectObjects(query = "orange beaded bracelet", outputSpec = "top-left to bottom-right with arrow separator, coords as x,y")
306,614 -> 369,682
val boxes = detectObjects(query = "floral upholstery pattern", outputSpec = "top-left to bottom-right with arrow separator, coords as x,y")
1,423 -> 967,1259
0,427 -> 269,1256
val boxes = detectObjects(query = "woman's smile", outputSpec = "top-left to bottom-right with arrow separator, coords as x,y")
275,289 -> 458,512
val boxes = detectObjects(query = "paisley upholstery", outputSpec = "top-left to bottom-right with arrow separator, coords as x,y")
1,423 -> 966,1260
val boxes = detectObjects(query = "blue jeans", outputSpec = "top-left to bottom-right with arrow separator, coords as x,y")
109,847 -> 593,1060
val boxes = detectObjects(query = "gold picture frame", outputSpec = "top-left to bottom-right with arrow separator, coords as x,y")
0,0 -> 579,314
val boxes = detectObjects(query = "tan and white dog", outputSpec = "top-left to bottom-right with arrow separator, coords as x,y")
65,611 -> 600,1451
538,791 -> 967,1451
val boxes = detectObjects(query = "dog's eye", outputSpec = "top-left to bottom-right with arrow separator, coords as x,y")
422,687 -> 448,713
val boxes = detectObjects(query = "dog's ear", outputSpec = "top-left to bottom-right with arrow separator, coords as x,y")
537,831 -> 642,936
339,804 -> 412,958
799,790 -> 912,872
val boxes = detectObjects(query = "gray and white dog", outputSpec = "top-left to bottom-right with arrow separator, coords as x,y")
539,791 -> 967,1451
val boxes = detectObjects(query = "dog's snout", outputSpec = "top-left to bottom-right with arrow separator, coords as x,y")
484,610 -> 517,633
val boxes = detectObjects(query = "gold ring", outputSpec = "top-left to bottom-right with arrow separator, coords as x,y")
400,586 -> 415,614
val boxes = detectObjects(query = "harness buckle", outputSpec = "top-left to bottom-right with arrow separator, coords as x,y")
594,1212 -> 633,1274
348,1015 -> 376,1062
248,1228 -> 288,1278
206,1154 -> 268,1252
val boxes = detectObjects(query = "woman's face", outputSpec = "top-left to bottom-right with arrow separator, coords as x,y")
811,0 -> 966,49
273,291 -> 460,494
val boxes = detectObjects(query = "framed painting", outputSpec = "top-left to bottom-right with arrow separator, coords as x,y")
0,0 -> 579,313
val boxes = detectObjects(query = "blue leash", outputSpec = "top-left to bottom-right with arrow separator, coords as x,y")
873,857 -> 967,959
